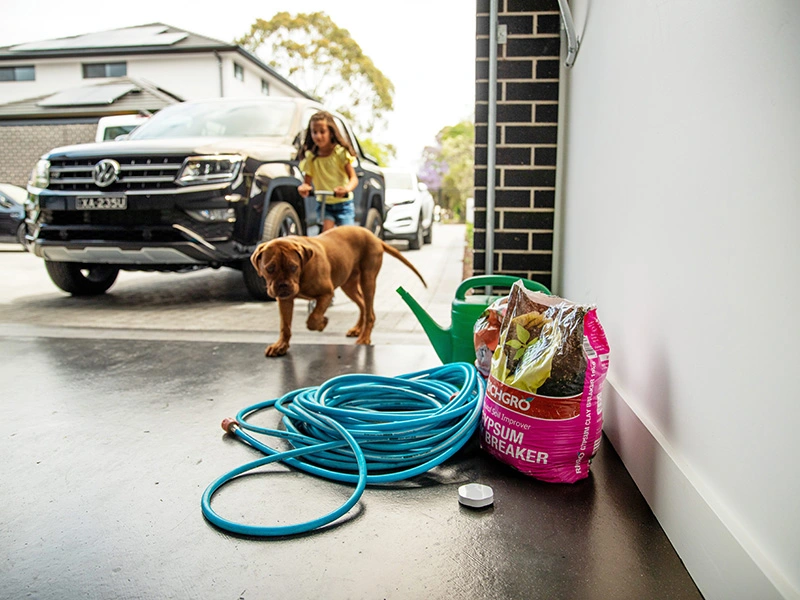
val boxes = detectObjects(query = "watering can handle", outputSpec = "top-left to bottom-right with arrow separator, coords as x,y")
454,275 -> 550,300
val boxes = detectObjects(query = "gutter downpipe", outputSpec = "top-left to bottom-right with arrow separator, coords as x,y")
551,22 -> 568,295
485,0 -> 499,280
552,0 -> 579,295
214,51 -> 224,97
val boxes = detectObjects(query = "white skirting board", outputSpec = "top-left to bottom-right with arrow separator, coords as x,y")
602,379 -> 793,600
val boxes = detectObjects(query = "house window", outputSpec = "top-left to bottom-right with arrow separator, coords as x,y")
234,63 -> 244,81
0,65 -> 35,82
261,79 -> 270,95
83,62 -> 127,78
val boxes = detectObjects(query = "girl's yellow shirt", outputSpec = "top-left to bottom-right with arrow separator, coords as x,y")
299,145 -> 356,203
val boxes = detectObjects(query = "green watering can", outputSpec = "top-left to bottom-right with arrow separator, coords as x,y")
397,275 -> 551,365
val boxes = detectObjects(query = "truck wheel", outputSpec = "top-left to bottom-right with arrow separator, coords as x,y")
242,259 -> 274,301
242,201 -> 302,301
263,201 -> 302,240
364,207 -> 383,239
44,261 -> 119,296
408,215 -> 423,250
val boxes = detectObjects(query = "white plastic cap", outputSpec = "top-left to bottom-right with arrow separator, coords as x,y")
458,483 -> 494,508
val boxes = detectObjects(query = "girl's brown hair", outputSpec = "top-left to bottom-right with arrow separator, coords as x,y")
296,111 -> 357,160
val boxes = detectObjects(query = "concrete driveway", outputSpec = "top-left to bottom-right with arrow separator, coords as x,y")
0,223 -> 466,347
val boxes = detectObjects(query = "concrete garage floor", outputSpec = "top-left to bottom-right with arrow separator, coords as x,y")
0,335 -> 702,600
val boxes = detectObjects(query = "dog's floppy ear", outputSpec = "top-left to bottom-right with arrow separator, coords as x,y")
299,245 -> 315,265
289,240 -> 315,265
250,243 -> 269,276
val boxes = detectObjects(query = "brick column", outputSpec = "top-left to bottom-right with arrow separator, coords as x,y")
474,0 -> 561,291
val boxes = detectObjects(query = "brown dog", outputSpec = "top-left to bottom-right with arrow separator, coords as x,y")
250,225 -> 427,357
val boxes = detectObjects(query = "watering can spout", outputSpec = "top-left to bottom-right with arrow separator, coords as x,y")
396,286 -> 453,363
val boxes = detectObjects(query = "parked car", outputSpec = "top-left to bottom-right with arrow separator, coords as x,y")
26,97 -> 386,299
381,167 -> 435,250
0,183 -> 27,247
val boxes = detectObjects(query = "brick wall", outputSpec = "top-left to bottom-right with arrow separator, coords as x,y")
0,123 -> 95,187
474,0 -> 561,291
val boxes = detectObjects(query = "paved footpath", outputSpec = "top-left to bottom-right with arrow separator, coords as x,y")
0,223 -> 467,347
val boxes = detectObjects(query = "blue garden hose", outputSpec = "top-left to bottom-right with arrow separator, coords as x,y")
201,362 -> 485,537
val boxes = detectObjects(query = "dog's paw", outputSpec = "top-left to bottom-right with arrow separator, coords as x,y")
265,342 -> 288,357
346,325 -> 361,338
307,315 -> 328,332
355,335 -> 372,346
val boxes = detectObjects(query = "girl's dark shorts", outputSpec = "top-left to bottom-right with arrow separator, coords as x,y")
320,200 -> 355,226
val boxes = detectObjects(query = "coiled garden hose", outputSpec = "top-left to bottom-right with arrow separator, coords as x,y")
201,362 -> 485,537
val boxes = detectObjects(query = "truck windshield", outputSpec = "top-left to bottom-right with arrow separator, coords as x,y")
128,100 -> 297,140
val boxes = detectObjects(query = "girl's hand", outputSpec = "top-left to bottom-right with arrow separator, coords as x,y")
333,186 -> 348,198
298,183 -> 313,198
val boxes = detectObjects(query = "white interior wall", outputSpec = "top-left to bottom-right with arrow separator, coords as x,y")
557,1 -> 800,599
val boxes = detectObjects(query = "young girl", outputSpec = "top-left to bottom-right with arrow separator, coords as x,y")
297,111 -> 359,232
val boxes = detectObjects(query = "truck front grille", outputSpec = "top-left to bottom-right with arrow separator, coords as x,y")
38,208 -> 234,243
48,156 -> 184,193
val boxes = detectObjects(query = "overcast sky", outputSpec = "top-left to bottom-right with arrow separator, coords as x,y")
0,0 -> 476,168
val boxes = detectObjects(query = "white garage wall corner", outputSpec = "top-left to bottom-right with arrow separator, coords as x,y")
556,1 -> 800,599
603,380 -> 789,600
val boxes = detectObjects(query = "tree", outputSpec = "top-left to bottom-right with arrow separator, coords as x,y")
236,12 -> 394,135
419,121 -> 475,221
358,138 -> 396,167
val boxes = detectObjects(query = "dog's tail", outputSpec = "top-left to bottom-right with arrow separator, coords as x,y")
381,242 -> 428,288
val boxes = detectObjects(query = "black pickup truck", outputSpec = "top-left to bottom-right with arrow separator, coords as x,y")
25,97 -> 386,300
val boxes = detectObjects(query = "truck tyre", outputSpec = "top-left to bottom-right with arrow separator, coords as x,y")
242,259 -> 274,301
364,207 -> 383,239
262,201 -> 303,240
44,261 -> 119,296
242,201 -> 302,301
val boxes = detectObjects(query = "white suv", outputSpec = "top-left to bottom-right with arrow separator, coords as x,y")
381,167 -> 435,250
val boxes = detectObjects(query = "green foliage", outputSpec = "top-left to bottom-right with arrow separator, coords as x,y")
358,138 -> 396,167
236,12 -> 394,134
419,121 -> 475,222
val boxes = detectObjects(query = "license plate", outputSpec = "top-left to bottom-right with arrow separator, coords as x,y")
76,196 -> 127,210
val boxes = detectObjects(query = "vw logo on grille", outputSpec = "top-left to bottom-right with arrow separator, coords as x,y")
93,159 -> 121,188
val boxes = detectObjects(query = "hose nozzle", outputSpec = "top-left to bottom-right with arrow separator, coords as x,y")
221,418 -> 238,434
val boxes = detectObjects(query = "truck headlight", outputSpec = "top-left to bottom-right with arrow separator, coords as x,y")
176,155 -> 242,185
30,159 -> 50,189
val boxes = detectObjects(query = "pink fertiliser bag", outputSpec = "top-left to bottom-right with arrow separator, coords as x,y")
477,281 -> 610,483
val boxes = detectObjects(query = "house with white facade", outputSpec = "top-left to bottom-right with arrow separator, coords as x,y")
0,23 -> 313,186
